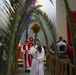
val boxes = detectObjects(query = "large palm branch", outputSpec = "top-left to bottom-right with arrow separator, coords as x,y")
33,9 -> 58,56
49,0 -> 53,4
0,0 -> 41,75
64,0 -> 76,67
0,0 -> 55,75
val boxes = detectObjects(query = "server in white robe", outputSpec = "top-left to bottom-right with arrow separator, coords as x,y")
27,38 -> 45,75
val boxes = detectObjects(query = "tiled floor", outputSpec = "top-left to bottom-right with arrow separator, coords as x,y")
18,57 -> 50,75
18,67 -> 51,75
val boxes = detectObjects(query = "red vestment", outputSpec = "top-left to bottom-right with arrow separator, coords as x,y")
22,43 -> 33,70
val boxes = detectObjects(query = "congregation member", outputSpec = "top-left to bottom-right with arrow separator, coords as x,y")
57,36 -> 67,52
67,44 -> 74,64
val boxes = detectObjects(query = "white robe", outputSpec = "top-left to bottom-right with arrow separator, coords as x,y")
28,46 -> 45,75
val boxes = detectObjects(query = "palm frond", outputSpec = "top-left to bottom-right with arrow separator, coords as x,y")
14,4 -> 39,47
64,0 -> 76,67
8,0 -> 19,7
0,0 -> 56,74
14,19 -> 37,51
49,0 -> 53,5
0,0 -> 41,75
32,9 -> 58,56
18,5 -> 42,34
33,14 -> 49,49
33,9 -> 58,55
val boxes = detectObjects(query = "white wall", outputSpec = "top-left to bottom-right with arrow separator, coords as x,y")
37,0 -> 56,26
56,0 -> 76,42
56,0 -> 67,41
68,0 -> 76,10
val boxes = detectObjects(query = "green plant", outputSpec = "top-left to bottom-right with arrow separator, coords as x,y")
0,0 -> 56,75
49,0 -> 53,4
33,9 -> 58,56
0,0 -> 41,75
64,0 -> 76,67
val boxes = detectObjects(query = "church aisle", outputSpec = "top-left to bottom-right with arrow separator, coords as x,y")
18,67 -> 51,75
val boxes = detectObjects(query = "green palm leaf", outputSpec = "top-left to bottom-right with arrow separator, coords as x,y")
0,0 -> 55,74
64,0 -> 76,67
33,9 -> 58,56
0,0 -> 41,75
49,0 -> 53,4
33,14 -> 49,50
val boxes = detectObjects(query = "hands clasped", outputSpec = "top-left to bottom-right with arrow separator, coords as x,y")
25,50 -> 28,53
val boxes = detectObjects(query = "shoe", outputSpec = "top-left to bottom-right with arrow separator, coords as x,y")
27,70 -> 30,73
25,70 -> 27,72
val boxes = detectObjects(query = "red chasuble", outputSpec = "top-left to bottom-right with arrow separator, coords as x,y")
23,43 -> 33,69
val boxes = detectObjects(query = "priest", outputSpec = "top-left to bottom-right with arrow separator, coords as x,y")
21,39 -> 33,72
